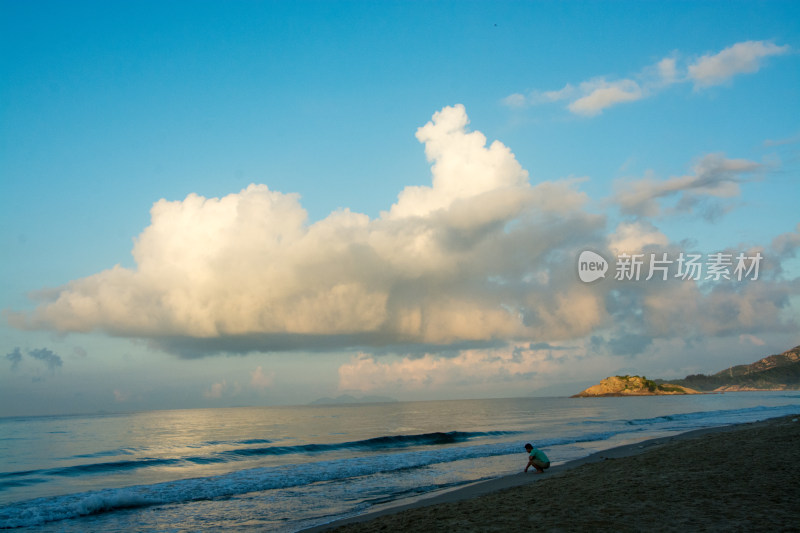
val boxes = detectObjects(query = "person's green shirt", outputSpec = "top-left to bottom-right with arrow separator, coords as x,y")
529,447 -> 549,464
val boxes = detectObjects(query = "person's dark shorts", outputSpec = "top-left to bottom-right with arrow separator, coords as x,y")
532,460 -> 550,470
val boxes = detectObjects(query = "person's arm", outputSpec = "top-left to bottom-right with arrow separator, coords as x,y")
524,456 -> 534,472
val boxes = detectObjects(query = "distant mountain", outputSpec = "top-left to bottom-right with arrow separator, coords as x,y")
309,394 -> 399,405
572,375 -> 700,397
663,345 -> 800,392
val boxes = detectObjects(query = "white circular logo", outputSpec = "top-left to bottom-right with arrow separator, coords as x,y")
578,250 -> 608,283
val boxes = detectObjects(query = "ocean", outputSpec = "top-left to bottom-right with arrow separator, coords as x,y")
2,392 -> 799,531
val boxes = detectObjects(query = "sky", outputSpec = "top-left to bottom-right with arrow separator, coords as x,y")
1,1 -> 799,417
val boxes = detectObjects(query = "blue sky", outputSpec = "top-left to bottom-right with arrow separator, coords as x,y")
2,1 -> 799,416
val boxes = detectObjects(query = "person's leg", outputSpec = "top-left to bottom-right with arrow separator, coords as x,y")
532,459 -> 548,473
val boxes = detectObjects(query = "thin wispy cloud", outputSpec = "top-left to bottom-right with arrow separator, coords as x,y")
5,348 -> 23,370
28,348 -> 63,371
204,381 -> 227,399
568,79 -> 644,117
250,366 -> 274,389
614,153 -> 763,218
504,40 -> 791,116
688,41 -> 790,88
763,132 -> 800,147
4,347 -> 63,372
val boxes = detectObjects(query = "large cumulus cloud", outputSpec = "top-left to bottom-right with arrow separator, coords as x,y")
7,105 -> 798,360
8,105 -> 604,356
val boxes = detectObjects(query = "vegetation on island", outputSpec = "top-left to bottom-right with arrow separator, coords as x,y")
616,375 -> 688,393
572,375 -> 700,397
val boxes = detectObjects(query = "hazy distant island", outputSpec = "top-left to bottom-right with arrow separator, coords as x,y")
309,394 -> 399,405
574,345 -> 800,397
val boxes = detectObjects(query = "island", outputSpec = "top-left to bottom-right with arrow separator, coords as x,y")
572,375 -> 700,397
573,345 -> 800,397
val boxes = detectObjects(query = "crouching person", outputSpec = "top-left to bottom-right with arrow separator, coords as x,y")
524,443 -> 550,473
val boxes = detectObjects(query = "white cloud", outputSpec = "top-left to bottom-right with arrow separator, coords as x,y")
541,83 -> 577,102
688,41 -> 791,88
641,274 -> 796,339
772,223 -> 800,258
6,104 -> 798,372
250,366 -> 274,389
502,93 -> 527,108
763,132 -> 800,147
739,334 -> 766,346
204,380 -> 227,399
337,344 -> 568,394
9,105 -> 602,356
503,84 -> 576,108
657,57 -> 679,84
568,79 -> 643,116
387,104 -> 530,219
202,380 -> 241,399
507,77 -> 645,115
608,221 -> 669,254
504,40 -> 790,116
614,153 -> 761,217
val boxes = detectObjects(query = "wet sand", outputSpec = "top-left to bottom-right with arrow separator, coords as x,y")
309,415 -> 800,532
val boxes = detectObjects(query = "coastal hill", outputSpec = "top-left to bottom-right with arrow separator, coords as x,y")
663,345 -> 800,392
575,345 -> 800,397
572,375 -> 700,397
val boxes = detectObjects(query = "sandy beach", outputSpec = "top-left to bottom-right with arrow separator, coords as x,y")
310,415 -> 800,532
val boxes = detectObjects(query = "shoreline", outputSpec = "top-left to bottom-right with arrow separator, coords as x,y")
305,414 -> 800,532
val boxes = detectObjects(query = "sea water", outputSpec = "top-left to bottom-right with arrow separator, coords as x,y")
1,392 -> 799,531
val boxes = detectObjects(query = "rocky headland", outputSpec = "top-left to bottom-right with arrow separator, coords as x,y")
572,375 -> 700,397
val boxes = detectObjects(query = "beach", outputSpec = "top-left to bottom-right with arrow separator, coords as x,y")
313,415 -> 800,532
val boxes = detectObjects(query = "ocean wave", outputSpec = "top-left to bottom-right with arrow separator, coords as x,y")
69,448 -> 136,460
221,430 -> 519,458
0,478 -> 47,491
0,431 -> 518,496
0,430 -> 589,529
624,404 -> 800,427
63,437 -> 274,461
